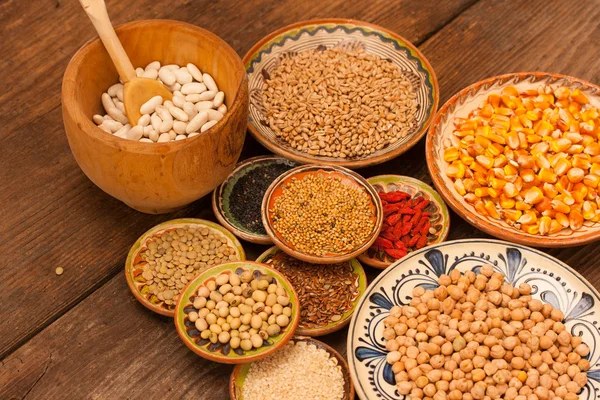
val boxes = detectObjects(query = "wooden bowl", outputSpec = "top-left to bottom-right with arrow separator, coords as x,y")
255,246 -> 367,336
426,72 -> 600,247
124,218 -> 246,317
229,336 -> 355,400
242,18 -> 439,169
358,175 -> 450,269
212,155 -> 298,244
62,20 -> 248,214
262,165 -> 384,264
174,261 -> 300,364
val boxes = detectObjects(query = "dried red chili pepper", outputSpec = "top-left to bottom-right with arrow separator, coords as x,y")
408,234 -> 420,247
410,209 -> 422,224
379,191 -> 410,203
420,221 -> 431,236
374,237 -> 393,249
401,222 -> 413,236
394,240 -> 407,251
385,248 -> 407,259
415,234 -> 428,249
386,213 -> 402,226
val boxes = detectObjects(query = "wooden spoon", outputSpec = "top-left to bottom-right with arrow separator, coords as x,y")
79,0 -> 172,125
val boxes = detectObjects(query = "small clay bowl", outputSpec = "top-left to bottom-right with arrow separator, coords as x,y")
174,261 -> 300,364
212,155 -> 298,244
358,175 -> 450,269
426,72 -> 600,247
262,165 -> 383,264
229,335 -> 355,400
125,218 -> 246,317
256,246 -> 367,336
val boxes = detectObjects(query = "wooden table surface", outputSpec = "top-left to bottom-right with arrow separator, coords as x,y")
1,0 -> 599,398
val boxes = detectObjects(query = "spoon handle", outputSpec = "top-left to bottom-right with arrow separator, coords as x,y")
79,0 -> 136,83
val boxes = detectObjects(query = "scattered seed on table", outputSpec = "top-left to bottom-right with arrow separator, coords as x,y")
55,267 -> 64,276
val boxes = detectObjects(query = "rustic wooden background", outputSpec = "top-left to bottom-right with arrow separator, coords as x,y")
1,0 -> 599,398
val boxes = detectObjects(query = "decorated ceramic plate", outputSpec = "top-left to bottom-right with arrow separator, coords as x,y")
229,336 -> 355,400
427,72 -> 600,247
243,19 -> 439,169
174,261 -> 300,364
256,246 -> 367,336
125,218 -> 246,317
348,239 -> 600,399
358,175 -> 450,269
212,155 -> 298,244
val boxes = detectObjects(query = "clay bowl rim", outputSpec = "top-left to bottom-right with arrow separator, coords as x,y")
255,245 -> 368,337
261,164 -> 384,264
62,19 -> 247,154
229,335 -> 355,400
212,155 -> 297,245
357,174 -> 451,269
426,71 -> 600,248
124,218 -> 246,317
173,261 -> 301,364
241,18 -> 440,169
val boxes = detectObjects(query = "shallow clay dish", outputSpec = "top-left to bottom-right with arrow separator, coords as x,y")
212,155 -> 297,244
348,239 -> 600,399
262,164 -> 383,264
230,336 -> 355,400
174,261 -> 300,364
243,19 -> 439,169
358,175 -> 450,269
125,218 -> 245,317
426,72 -> 600,247
256,246 -> 367,336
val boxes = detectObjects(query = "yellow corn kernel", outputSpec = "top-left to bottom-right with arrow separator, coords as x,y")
526,110 -> 541,121
464,193 -> 478,203
474,135 -> 492,148
549,220 -> 563,234
535,120 -> 554,137
530,142 -> 550,157
555,212 -> 570,228
523,223 -> 540,235
516,154 -> 535,169
488,94 -> 501,107
542,183 -> 559,199
495,106 -> 513,116
502,86 -> 519,97
503,209 -> 522,222
503,163 -> 519,177
453,179 -> 466,196
584,174 -> 600,188
488,133 -> 506,145
569,209 -> 584,231
474,187 -> 489,198
591,163 -> 600,176
520,169 -> 536,183
571,89 -> 589,104
444,147 -> 459,162
583,201 -> 596,220
516,201 -> 532,211
584,143 -> 600,156
494,154 -> 508,168
480,103 -> 494,118
490,115 -> 511,130
519,114 -> 534,129
455,129 -> 475,138
551,138 -> 573,153
580,121 -> 595,135
565,132 -> 583,143
503,182 -> 518,198
581,108 -> 599,122
587,188 -> 597,201
499,194 -> 515,209
526,134 -> 542,144
446,162 -> 466,179
524,187 -> 544,205
567,168 -> 585,183
474,172 -> 488,186
474,201 -> 488,216
551,199 -> 570,214
534,154 -> 551,170
460,155 -> 475,166
538,216 -> 552,235
572,157 -> 591,170
489,178 -> 507,190
566,144 -> 584,155
463,179 -> 480,193
476,155 -> 494,170
484,200 -> 500,219
553,159 -> 571,177
537,168 -> 557,184
554,87 -> 571,100
486,144 -> 502,157
572,183 -> 588,203
535,197 -> 552,213
506,131 -> 520,149
487,188 -> 500,198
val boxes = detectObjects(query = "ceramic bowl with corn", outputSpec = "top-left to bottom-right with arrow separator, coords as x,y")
427,72 -> 600,247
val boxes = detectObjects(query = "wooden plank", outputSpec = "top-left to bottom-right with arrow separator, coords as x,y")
3,1 -> 600,398
0,0 -> 477,358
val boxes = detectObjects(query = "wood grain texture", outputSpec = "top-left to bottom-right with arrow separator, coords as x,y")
0,0 -> 476,359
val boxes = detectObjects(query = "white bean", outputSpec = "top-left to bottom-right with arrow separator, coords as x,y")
196,101 -> 214,111
173,90 -> 183,97
143,125 -> 153,137
107,107 -> 129,124
157,132 -> 171,143
140,95 -> 163,115
184,94 -> 203,103
139,138 -> 153,143
213,91 -> 225,107
150,113 -> 162,130
197,91 -> 217,101
103,114 -> 112,120
102,120 -> 123,133
218,104 -> 227,114
181,82 -> 207,95
163,64 -> 180,70
203,73 -> 218,92
101,93 -> 115,113
165,82 -> 181,92
92,114 -> 104,124
98,123 -> 111,133
159,119 -> 173,133
186,111 -> 209,134
126,125 -> 144,141
138,114 -> 151,127
116,86 -> 124,102
188,131 -> 200,138
158,67 -> 177,86
175,69 -> 193,85
142,69 -> 158,80
115,100 -> 125,113
207,109 -> 224,121
145,61 -> 161,71
156,105 -> 172,122
167,103 -> 188,122
183,102 -> 197,119
114,124 -> 131,138
168,130 -> 177,140
107,83 -> 123,97
149,130 -> 159,142
173,121 -> 188,134
135,67 -> 144,77
187,63 -> 203,81
172,94 -> 186,108
175,134 -> 187,141
201,120 -> 218,132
